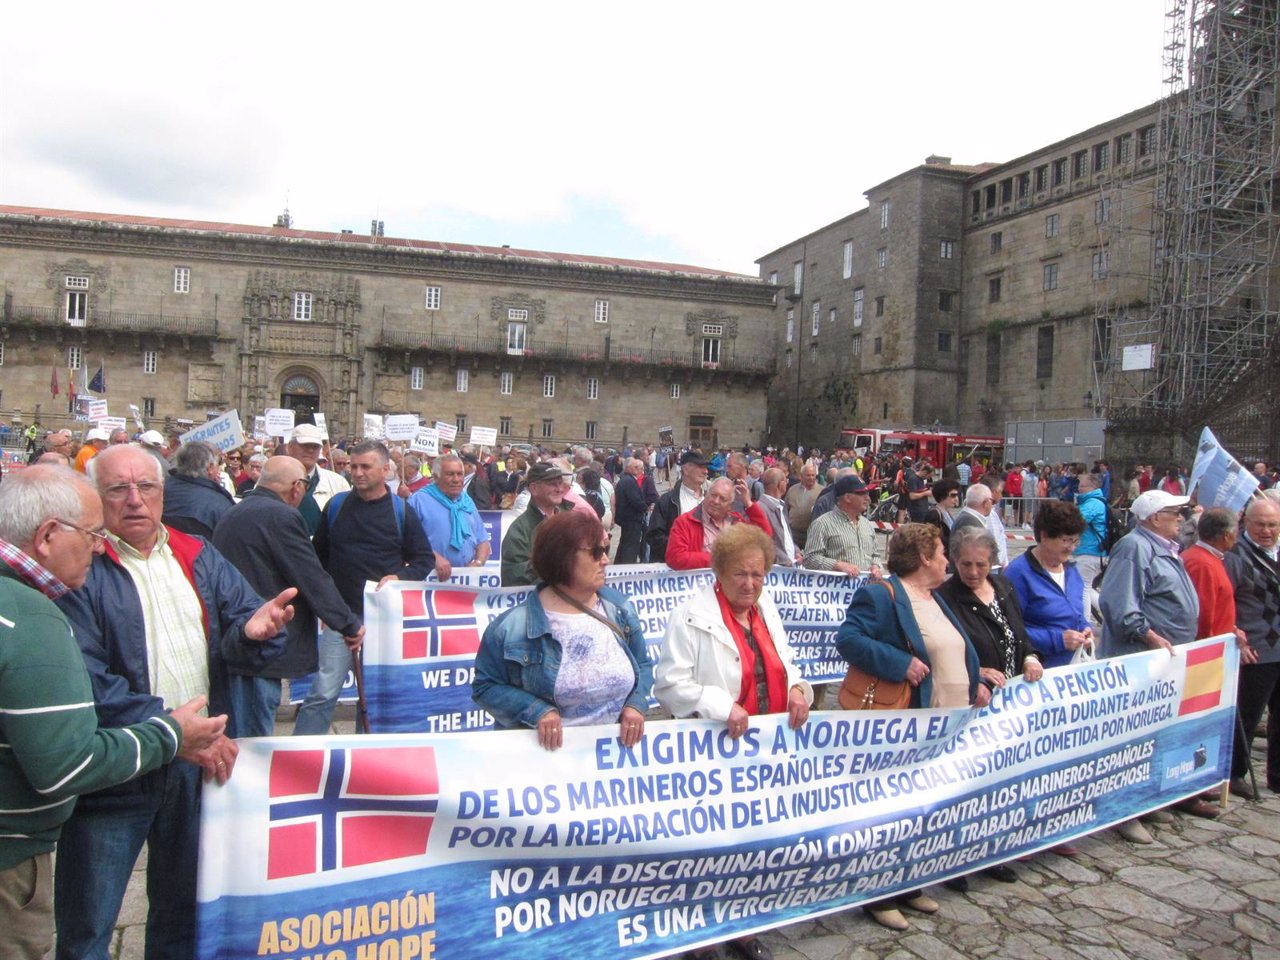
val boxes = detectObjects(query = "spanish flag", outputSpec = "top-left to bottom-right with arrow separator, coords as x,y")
1178,641 -> 1226,716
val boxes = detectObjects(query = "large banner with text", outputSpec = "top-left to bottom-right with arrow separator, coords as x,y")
199,637 -> 1237,960
356,567 -> 862,732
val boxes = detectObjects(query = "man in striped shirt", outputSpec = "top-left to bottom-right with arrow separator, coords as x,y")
802,474 -> 884,578
0,466 -> 224,960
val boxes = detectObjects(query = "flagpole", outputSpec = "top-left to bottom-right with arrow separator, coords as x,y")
351,648 -> 372,734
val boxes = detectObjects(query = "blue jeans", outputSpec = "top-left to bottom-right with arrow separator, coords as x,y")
293,627 -> 351,735
225,673 -> 283,739
54,762 -> 201,960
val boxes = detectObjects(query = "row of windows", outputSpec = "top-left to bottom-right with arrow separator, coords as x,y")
435,415 -> 604,441
59,275 -> 615,325
984,255 -> 1114,301
56,346 -> 158,373
970,125 -> 1154,214
408,369 -> 683,401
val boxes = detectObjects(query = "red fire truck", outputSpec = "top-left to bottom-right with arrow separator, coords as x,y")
836,428 -> 1004,467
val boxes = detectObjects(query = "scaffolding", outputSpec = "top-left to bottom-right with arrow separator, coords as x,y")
1106,0 -> 1279,448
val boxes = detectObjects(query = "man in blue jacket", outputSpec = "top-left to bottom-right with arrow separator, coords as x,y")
53,444 -> 294,960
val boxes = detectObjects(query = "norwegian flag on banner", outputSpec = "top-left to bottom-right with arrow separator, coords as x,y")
401,588 -> 481,659
266,746 -> 439,880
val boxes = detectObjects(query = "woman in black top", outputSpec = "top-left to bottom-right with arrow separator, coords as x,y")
937,524 -> 1046,884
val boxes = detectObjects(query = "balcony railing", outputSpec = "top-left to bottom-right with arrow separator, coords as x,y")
376,327 -> 775,375
3,304 -> 220,337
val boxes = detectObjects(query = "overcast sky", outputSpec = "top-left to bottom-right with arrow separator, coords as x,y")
0,2 -> 1167,276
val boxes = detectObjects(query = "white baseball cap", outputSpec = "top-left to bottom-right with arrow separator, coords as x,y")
140,430 -> 165,446
1131,489 -> 1190,521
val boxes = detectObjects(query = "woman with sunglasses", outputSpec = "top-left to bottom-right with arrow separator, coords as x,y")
473,510 -> 651,750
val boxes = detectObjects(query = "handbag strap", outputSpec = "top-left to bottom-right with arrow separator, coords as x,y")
877,579 -> 917,658
550,586 -> 626,639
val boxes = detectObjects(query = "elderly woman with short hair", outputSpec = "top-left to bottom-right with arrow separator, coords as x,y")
836,523 -> 989,930
936,524 -> 1043,886
656,523 -> 811,960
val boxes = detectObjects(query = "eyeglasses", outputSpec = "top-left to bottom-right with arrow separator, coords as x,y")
54,518 -> 110,546
580,544 -> 609,561
101,481 -> 163,501
225,455 -> 241,462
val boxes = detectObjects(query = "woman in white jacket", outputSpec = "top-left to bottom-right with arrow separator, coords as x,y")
656,524 -> 813,739
655,524 -> 812,960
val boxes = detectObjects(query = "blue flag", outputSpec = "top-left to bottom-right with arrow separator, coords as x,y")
88,362 -> 106,393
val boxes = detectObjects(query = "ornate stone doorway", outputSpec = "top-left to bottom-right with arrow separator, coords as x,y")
280,373 -> 320,424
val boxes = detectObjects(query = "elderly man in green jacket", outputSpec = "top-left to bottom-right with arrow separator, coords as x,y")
0,466 -> 223,959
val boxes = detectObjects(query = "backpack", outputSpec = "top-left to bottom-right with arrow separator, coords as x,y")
583,488 -> 607,519
1099,502 -> 1126,555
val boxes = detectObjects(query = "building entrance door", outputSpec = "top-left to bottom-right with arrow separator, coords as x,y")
281,374 -> 320,425
688,415 -> 717,451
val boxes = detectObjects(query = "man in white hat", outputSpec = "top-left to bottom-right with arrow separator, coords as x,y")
73,428 -> 110,474
287,423 -> 350,536
1099,488 -> 1214,840
1099,489 -> 1198,659
138,429 -> 170,472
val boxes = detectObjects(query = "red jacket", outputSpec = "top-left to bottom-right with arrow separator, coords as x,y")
665,500 -> 773,570
1182,543 -> 1236,639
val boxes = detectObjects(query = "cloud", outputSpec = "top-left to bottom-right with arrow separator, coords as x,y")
0,1 -> 1167,274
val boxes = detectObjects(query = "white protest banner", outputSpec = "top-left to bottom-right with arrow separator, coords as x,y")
87,399 -> 108,420
253,417 -> 268,441
198,637 -> 1237,960
1188,426 -> 1260,513
435,421 -> 458,443
470,426 -> 498,447
363,413 -> 385,439
264,408 -> 296,437
346,567 -> 862,732
312,412 -> 329,440
411,427 -> 440,456
179,409 -> 247,454
97,417 -> 127,434
384,414 -> 420,441
128,404 -> 145,429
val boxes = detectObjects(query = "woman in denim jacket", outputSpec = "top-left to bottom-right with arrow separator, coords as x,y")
472,510 -> 651,749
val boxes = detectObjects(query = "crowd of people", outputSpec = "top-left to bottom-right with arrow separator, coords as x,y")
2,424 -> 1278,960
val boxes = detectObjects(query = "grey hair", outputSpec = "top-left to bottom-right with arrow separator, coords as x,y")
248,453 -> 268,468
87,444 -> 166,485
172,441 -> 221,478
949,525 -> 1000,566
0,466 -> 96,545
964,483 -> 993,507
1197,507 -> 1237,542
434,453 -> 464,472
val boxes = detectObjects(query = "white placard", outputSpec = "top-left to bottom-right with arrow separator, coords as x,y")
469,426 -> 498,447
312,412 -> 329,440
253,416 -> 267,440
179,409 -> 247,453
435,421 -> 458,443
1122,343 -> 1156,372
264,408 -> 296,437
410,427 -> 440,456
128,404 -> 144,429
87,399 -> 109,420
384,414 -> 419,441
98,417 -> 127,434
362,414 -> 385,439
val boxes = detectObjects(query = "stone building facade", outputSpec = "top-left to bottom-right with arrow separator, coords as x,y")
758,102 -> 1165,449
0,207 -> 776,449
